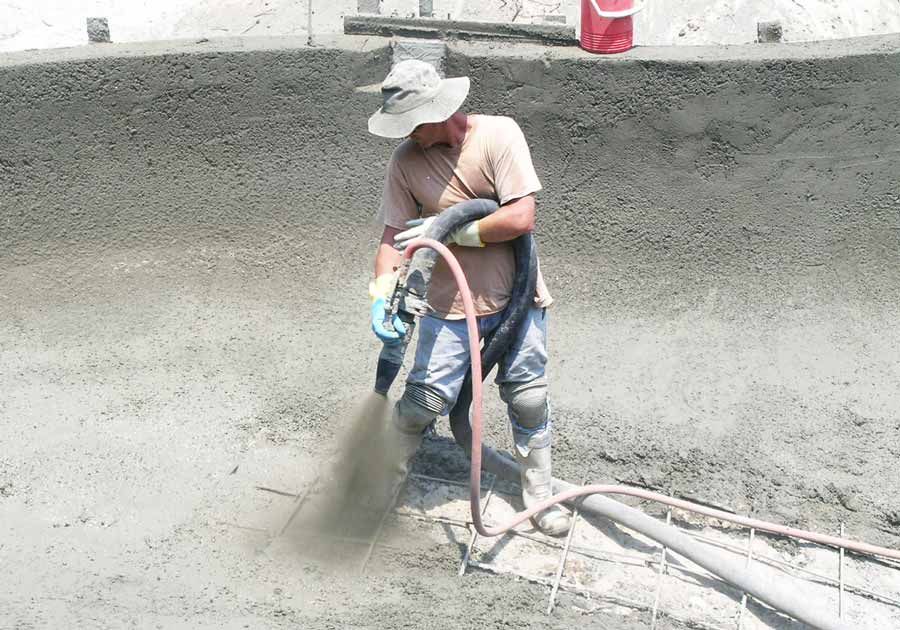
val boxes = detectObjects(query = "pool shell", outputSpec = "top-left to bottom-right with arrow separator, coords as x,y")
2,33 -> 899,629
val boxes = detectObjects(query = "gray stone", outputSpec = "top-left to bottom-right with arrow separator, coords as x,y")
758,20 -> 783,43
86,17 -> 110,43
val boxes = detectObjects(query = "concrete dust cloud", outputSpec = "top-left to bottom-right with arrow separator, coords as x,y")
286,391 -> 402,563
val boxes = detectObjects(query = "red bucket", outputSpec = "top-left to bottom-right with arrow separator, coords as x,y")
580,0 -> 640,54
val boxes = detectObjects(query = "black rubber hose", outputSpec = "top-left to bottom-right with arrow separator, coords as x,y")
398,198 -> 538,456
448,233 -> 536,458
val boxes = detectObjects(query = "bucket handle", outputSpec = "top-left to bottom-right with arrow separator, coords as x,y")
588,0 -> 644,19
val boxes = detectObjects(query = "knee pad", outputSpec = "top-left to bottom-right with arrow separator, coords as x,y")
500,377 -> 549,430
394,382 -> 446,435
501,378 -> 551,455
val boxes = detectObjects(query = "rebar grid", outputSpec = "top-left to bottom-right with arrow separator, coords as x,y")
547,478 -> 586,614
459,475 -> 496,577
839,522 -> 846,620
269,472 -> 900,628
737,528 -> 755,629
360,477 -> 407,574
650,509 -> 672,629
468,559 -> 731,630
684,529 -> 900,609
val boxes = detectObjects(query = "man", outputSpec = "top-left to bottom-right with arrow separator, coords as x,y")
367,59 -> 570,536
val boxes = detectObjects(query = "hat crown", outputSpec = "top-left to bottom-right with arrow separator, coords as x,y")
380,60 -> 442,115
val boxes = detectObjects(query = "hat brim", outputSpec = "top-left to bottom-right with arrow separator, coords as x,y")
368,77 -> 470,138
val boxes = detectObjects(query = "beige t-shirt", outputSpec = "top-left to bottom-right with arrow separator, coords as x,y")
378,114 -> 553,319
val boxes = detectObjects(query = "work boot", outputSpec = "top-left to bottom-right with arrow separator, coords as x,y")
515,442 -> 571,537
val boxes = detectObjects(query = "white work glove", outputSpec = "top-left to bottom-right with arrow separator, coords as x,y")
393,216 -> 484,251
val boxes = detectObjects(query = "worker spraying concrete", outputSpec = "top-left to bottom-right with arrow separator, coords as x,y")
349,60 -> 900,630
366,59 -> 571,537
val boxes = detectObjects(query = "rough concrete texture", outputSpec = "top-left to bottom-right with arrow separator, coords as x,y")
2,34 -> 900,628
86,17 -> 111,44
757,20 -> 784,43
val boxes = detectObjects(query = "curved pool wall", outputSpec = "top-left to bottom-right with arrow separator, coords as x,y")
2,34 -> 899,541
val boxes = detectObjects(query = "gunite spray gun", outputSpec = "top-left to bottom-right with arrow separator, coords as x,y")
372,199 -> 514,397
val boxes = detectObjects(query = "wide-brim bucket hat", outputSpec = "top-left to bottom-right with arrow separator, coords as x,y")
368,59 -> 470,138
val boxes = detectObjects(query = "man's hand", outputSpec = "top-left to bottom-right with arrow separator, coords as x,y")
369,272 -> 407,344
394,217 -> 484,251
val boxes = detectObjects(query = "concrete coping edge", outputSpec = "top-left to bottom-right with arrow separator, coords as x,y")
2,31 -> 900,69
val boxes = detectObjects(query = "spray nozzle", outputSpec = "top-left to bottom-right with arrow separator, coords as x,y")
386,273 -> 406,319
386,261 -> 430,320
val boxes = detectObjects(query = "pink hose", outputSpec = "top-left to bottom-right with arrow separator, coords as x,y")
403,238 -> 900,561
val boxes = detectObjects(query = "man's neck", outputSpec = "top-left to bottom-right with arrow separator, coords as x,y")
444,112 -> 469,147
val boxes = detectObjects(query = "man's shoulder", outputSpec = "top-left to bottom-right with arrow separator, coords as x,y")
471,115 -> 527,152
473,114 -> 522,133
389,138 -> 421,166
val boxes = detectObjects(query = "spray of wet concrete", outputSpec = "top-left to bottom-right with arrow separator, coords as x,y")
2,33 -> 899,628
290,391 -> 406,547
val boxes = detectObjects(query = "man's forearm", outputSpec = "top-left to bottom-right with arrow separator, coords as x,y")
375,225 -> 404,277
375,243 -> 403,277
477,195 -> 536,243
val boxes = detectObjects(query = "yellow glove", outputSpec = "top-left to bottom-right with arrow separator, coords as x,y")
369,272 -> 398,302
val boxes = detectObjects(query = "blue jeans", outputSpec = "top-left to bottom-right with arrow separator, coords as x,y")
407,306 -> 548,416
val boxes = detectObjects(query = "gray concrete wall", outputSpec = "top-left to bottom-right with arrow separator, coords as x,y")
4,36 -> 898,277
450,39 -> 900,290
3,34 -> 899,555
1,38 -> 392,270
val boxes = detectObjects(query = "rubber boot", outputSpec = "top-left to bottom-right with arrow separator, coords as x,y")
514,442 -> 571,537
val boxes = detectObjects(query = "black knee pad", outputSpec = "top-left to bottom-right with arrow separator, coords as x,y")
499,377 -> 549,430
394,382 -> 446,434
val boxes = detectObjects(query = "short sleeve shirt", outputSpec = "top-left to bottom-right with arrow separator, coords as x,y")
378,115 -> 553,319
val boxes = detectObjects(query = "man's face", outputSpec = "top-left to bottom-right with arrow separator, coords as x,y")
408,121 -> 444,149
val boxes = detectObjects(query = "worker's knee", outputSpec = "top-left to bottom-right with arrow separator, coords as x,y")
394,382 -> 446,434
501,378 -> 551,455
500,377 -> 549,430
